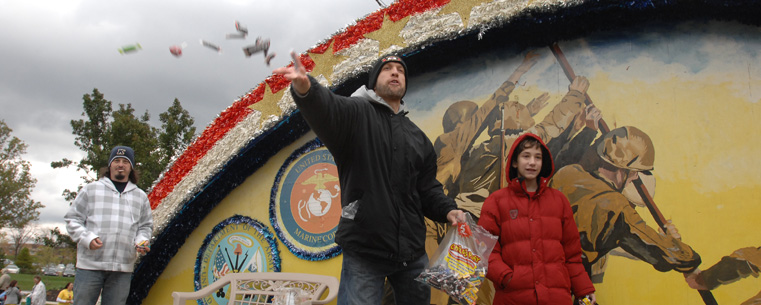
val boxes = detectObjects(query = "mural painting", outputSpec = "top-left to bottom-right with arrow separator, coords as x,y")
404,20 -> 761,304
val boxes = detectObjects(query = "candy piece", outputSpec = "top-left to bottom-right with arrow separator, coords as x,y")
235,21 -> 248,35
136,240 -> 151,251
265,53 -> 276,66
200,39 -> 222,53
580,296 -> 592,305
242,37 -> 270,57
118,43 -> 142,54
226,33 -> 247,39
169,42 -> 187,58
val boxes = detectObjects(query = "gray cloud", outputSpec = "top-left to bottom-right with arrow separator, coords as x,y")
0,0 -> 381,230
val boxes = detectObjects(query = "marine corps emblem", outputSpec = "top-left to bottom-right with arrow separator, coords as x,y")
271,139 -> 342,260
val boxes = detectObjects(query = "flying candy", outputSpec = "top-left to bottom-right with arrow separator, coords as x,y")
265,53 -> 276,66
235,21 -> 248,35
243,37 -> 270,57
169,42 -> 187,57
118,43 -> 142,55
200,39 -> 222,53
226,33 -> 247,39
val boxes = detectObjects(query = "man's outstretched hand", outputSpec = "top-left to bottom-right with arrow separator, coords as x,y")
273,51 -> 311,96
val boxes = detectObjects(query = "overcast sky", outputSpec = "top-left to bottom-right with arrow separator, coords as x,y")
0,0 -> 382,233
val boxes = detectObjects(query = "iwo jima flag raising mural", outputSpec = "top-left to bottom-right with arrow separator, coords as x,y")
132,0 -> 761,304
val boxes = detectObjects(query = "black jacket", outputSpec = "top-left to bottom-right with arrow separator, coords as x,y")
292,76 -> 457,262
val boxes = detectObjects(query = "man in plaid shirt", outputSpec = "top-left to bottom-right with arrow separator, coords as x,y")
65,146 -> 153,305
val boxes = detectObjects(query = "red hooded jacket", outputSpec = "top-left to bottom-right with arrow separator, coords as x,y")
478,133 -> 594,304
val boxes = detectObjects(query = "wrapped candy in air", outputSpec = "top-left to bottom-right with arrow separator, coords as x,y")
226,33 -> 246,39
265,53 -> 276,66
243,37 -> 269,57
169,42 -> 187,57
200,39 -> 222,53
235,21 -> 248,35
118,43 -> 142,54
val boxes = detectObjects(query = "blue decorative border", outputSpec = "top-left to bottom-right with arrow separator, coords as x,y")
269,138 -> 343,261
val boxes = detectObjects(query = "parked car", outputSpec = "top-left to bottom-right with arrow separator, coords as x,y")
4,264 -> 19,274
56,264 -> 66,275
44,265 -> 58,276
63,265 -> 76,277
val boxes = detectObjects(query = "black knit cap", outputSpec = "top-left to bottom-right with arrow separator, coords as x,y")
109,146 -> 135,168
367,55 -> 408,90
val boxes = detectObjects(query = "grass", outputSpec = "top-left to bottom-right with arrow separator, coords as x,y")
7,273 -> 74,291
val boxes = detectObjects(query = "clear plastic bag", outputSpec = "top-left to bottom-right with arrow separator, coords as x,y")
272,287 -> 310,305
416,213 -> 498,305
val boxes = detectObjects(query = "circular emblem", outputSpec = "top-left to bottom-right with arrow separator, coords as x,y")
194,215 -> 281,305
270,139 -> 342,260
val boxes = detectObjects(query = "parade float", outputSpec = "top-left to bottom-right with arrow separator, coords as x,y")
131,0 -> 761,304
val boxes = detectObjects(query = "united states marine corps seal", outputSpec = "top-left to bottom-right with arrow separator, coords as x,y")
270,139 -> 342,260
194,215 -> 280,305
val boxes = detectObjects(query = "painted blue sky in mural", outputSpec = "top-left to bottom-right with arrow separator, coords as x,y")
406,20 -> 760,111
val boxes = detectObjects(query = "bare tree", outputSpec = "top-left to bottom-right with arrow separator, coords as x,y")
8,224 -> 37,258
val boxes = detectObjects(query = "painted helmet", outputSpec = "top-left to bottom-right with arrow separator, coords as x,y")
596,126 -> 654,171
442,100 -> 478,133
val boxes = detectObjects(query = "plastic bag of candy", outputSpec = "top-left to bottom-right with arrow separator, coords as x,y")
416,213 -> 497,305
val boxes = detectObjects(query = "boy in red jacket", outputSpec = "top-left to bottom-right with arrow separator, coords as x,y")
478,133 -> 596,304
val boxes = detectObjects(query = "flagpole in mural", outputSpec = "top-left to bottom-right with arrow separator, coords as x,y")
548,42 -> 718,305
499,104 -> 506,189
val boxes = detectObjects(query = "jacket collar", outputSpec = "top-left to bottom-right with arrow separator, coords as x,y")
508,176 -> 550,197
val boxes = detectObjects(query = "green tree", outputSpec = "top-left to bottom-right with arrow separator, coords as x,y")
158,98 -> 196,169
15,247 -> 34,273
52,89 -> 197,201
36,227 -> 77,265
0,119 -> 44,229
36,227 -> 75,249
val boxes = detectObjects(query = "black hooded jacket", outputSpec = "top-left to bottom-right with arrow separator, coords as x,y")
292,76 -> 457,262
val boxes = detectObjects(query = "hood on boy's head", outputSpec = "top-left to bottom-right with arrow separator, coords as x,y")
506,133 -> 554,181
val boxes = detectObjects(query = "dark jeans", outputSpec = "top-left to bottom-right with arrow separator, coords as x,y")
337,251 -> 430,305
